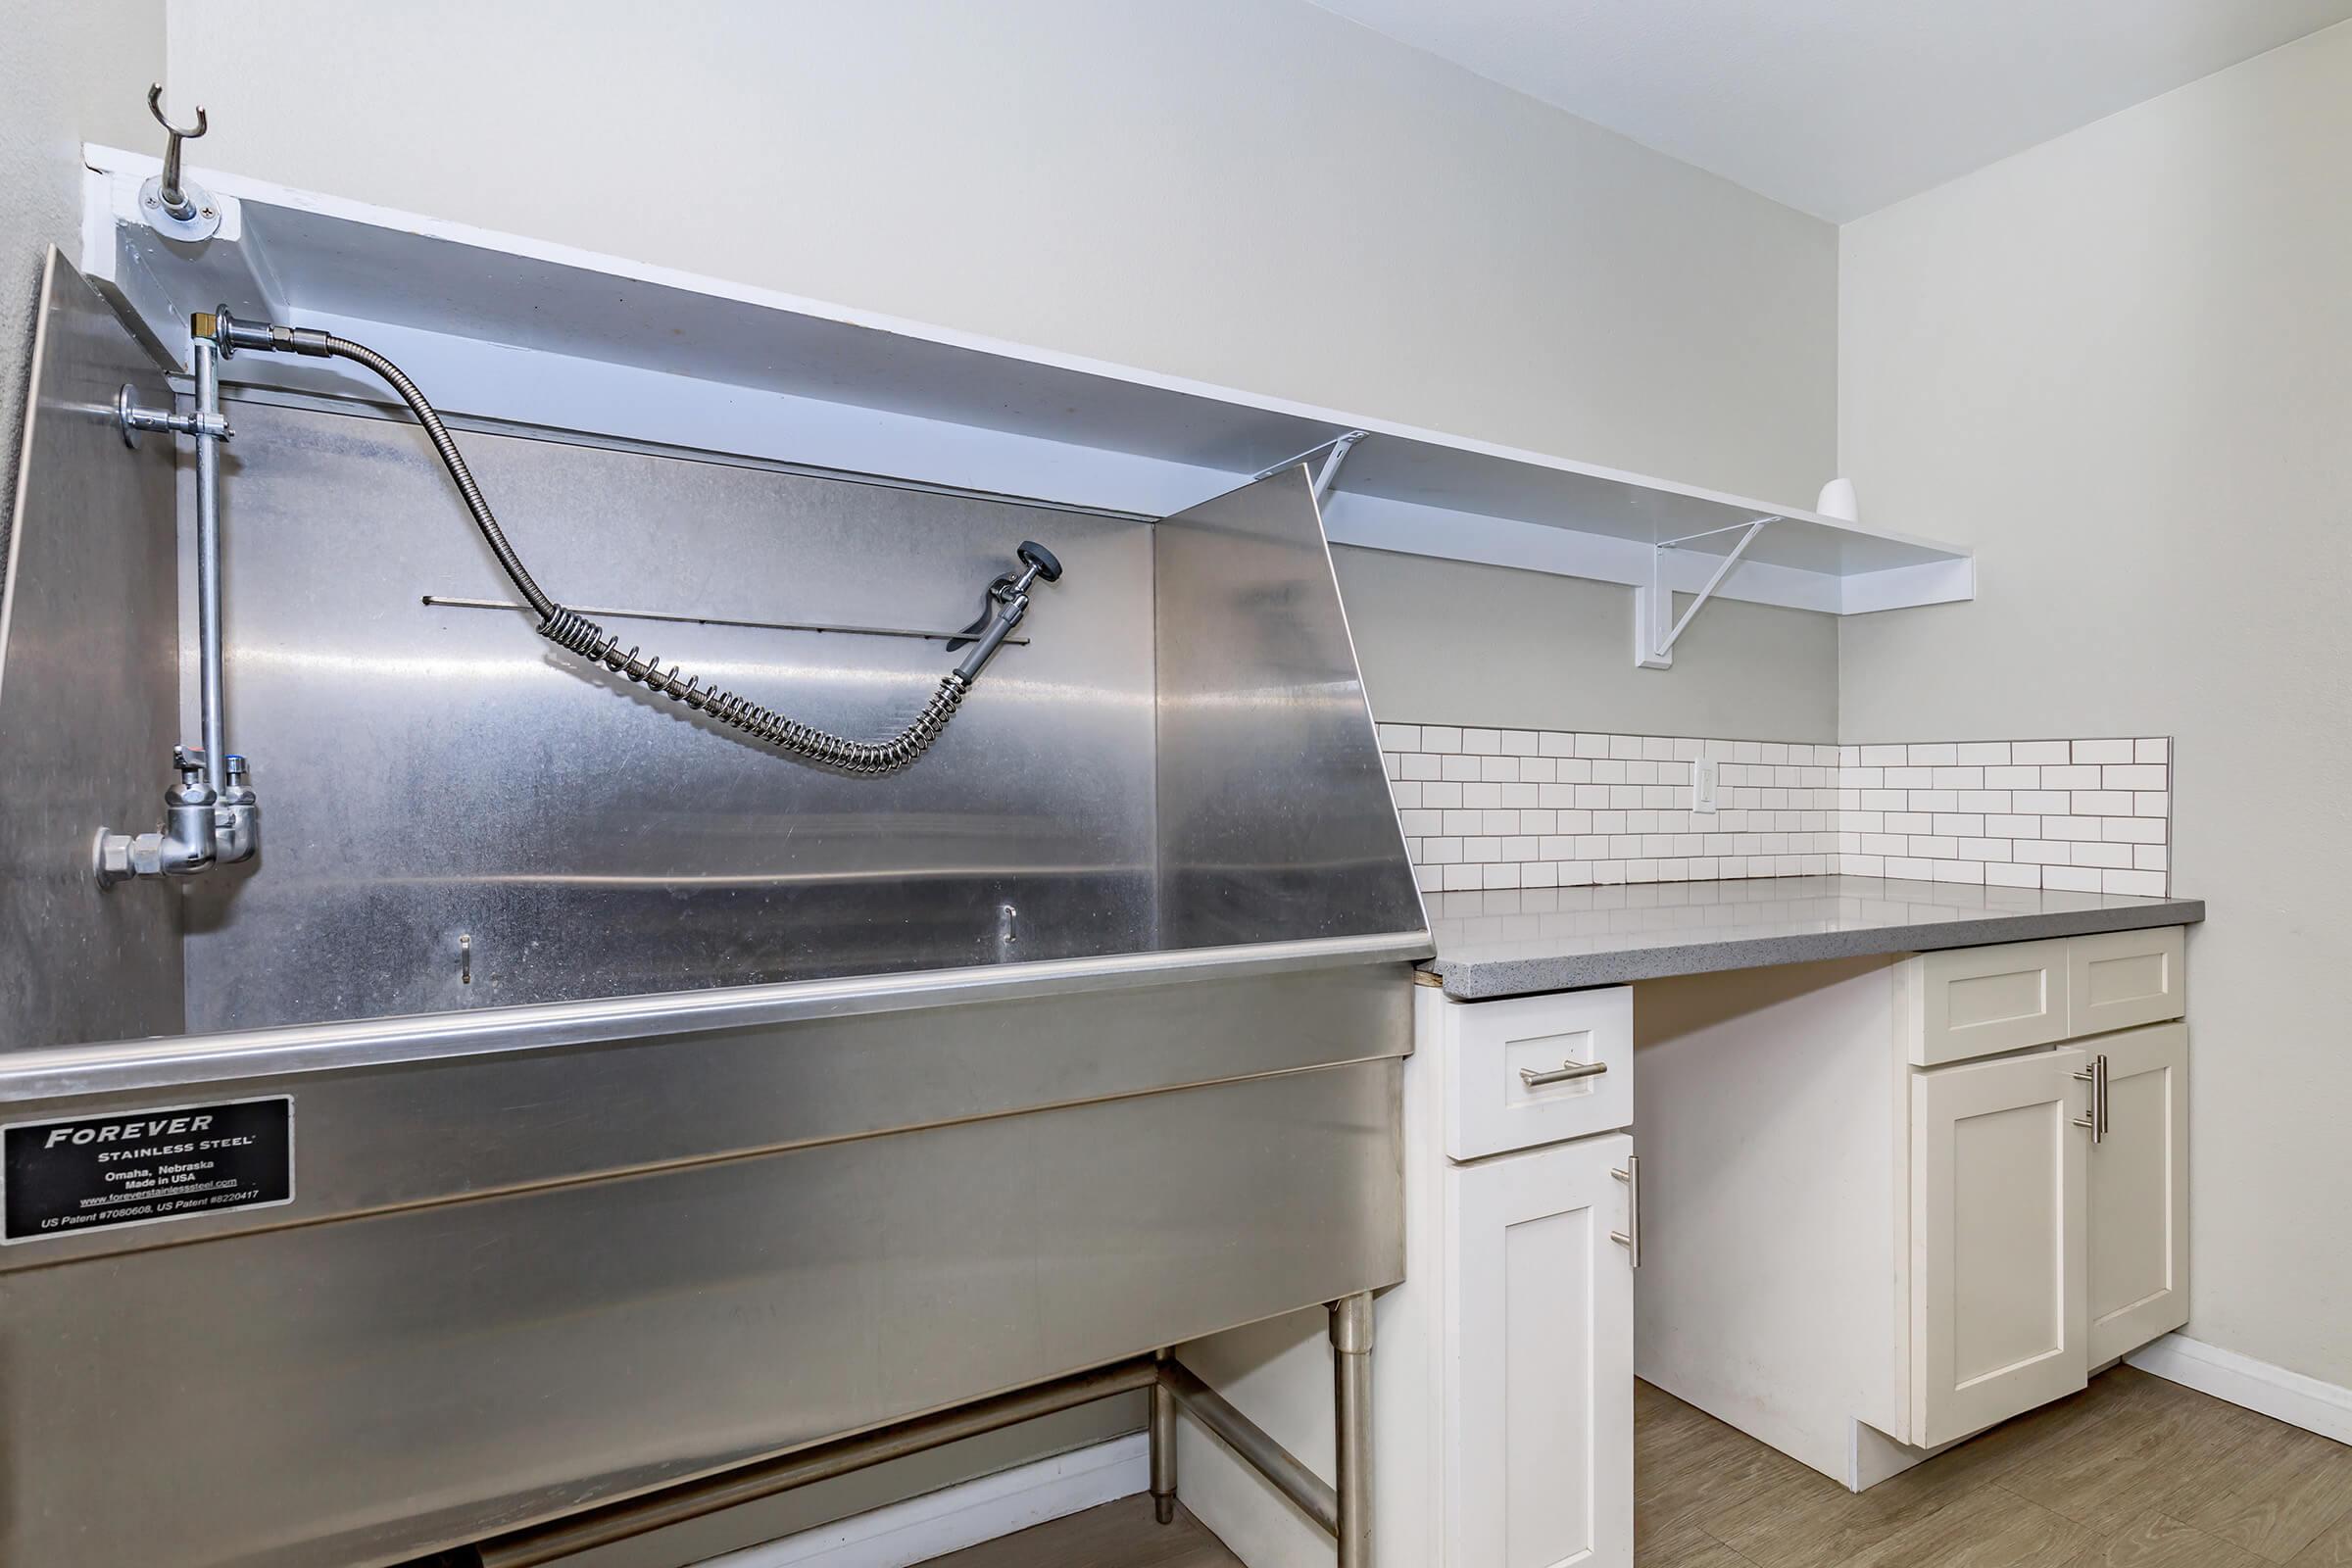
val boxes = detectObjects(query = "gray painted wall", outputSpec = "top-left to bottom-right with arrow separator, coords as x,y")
166,0 -> 1838,508
0,1 -> 162,568
1839,23 -> 2352,1393
1336,547 -> 1839,741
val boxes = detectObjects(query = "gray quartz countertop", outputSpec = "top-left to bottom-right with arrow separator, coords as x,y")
1422,875 -> 2204,999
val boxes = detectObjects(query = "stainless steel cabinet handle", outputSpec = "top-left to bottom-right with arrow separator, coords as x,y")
1611,1155 -> 1641,1268
2072,1054 -> 2109,1145
1520,1059 -> 1608,1088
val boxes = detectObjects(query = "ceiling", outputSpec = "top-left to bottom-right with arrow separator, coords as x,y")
1311,0 -> 2352,221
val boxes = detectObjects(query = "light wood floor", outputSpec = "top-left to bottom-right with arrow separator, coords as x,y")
919,1367 -> 2352,1568
1639,1366 -> 2352,1568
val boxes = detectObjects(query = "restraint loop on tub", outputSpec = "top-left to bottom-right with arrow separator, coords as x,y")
201,310 -> 1063,774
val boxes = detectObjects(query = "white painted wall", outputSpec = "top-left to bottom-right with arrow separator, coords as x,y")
1839,22 -> 2352,1393
0,1 -> 163,544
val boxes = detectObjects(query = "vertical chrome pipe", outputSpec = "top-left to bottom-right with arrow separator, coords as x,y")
192,333 -> 225,793
1329,1293 -> 1375,1568
1150,1350 -> 1179,1525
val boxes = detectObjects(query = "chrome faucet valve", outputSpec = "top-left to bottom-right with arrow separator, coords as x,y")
952,541 -> 1064,685
215,754 -> 260,865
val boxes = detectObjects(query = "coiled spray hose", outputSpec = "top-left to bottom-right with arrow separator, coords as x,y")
201,311 -> 1059,774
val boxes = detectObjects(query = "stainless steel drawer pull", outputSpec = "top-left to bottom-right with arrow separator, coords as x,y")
1519,1059 -> 1608,1088
1611,1155 -> 1641,1269
2072,1054 -> 2109,1145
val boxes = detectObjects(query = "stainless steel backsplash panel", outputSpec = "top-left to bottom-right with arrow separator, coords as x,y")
1153,468 -> 1425,949
179,400 -> 1159,1031
0,252 -> 184,1051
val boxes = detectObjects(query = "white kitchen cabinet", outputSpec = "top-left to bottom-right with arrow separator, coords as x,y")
1639,927 -> 2192,1490
1179,926 -> 2190,1568
1446,1131 -> 1634,1568
2086,1023 -> 2191,1363
1908,1047 -> 2089,1446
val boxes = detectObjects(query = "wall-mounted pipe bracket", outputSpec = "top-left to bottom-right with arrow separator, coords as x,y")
138,85 -> 221,242
117,384 -> 228,447
1633,514 -> 1780,669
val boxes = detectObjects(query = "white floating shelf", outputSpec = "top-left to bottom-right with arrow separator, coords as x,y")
81,144 -> 1971,623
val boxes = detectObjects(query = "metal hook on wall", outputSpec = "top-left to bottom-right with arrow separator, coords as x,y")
140,84 -> 221,241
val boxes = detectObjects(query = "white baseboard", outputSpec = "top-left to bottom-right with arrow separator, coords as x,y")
695,1434 -> 1147,1568
2129,1334 -> 2352,1446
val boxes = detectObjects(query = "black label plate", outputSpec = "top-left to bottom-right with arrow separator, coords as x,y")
2,1097 -> 294,1244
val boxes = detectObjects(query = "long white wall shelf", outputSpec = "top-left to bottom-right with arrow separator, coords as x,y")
80,143 -> 1972,622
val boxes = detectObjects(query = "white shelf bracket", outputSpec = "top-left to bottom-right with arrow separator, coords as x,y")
1254,430 -> 1368,503
1311,429 -> 1366,504
1633,514 -> 1779,669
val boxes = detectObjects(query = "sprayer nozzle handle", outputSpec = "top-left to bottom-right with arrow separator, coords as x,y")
1017,540 -> 1063,583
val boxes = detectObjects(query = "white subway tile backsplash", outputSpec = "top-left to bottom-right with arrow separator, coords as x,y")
2072,790 -> 2133,815
1383,727 -> 2173,897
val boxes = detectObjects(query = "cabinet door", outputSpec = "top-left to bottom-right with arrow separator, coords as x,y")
1910,1049 -> 2089,1446
2088,1024 -> 2190,1363
1445,1132 -> 1633,1568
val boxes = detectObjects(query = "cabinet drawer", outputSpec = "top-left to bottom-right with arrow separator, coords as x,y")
1905,940 -> 2071,1066
1435,987 -> 1634,1160
2068,927 -> 2185,1038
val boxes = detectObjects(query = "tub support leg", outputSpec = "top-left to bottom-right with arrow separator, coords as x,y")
1150,1348 -> 1179,1525
1330,1292 -> 1375,1568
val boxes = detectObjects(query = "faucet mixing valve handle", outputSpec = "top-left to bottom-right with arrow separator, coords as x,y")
1017,540 -> 1063,582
